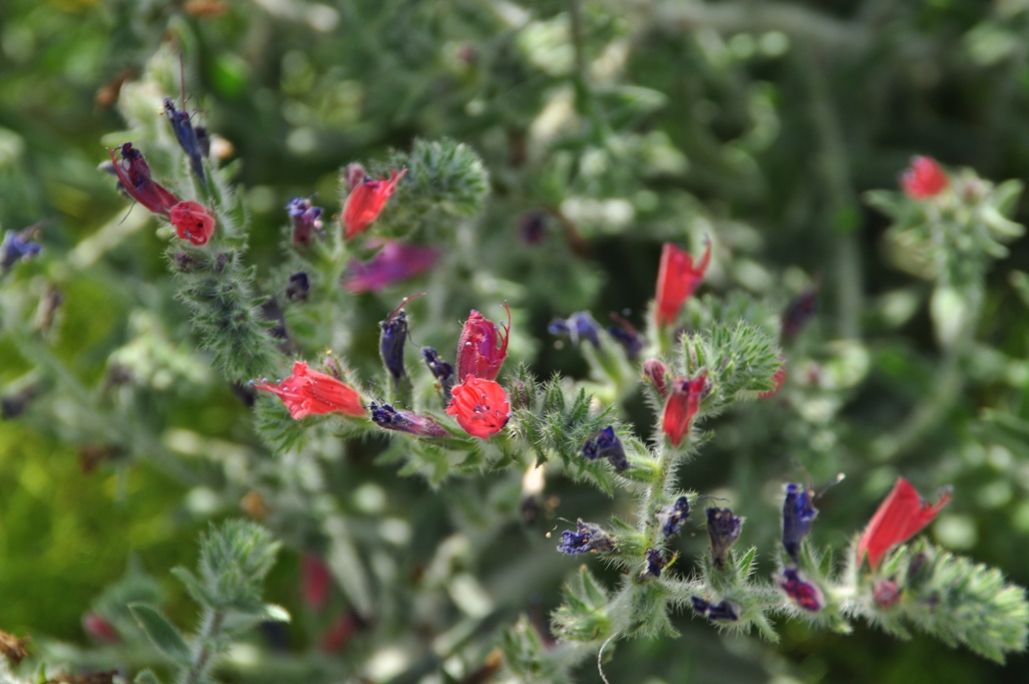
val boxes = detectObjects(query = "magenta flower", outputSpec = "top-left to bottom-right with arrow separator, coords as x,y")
342,241 -> 439,293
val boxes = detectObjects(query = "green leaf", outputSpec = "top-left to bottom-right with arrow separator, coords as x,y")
128,603 -> 192,664
134,669 -> 161,684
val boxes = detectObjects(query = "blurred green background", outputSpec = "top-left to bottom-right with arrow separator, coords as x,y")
4,0 -> 1029,682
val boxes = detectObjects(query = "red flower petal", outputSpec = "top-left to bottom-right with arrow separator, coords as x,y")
901,156 -> 948,199
254,361 -> 366,420
661,372 -> 706,447
455,305 -> 510,383
170,201 -> 216,246
856,477 -> 951,570
446,375 -> 510,440
342,168 -> 407,239
655,241 -> 710,328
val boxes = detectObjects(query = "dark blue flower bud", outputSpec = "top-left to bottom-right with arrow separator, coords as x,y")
549,312 -> 602,348
163,97 -> 206,184
778,566 -> 824,612
423,347 -> 455,401
782,483 -> 818,561
370,402 -> 448,438
1,228 -> 42,272
194,126 -> 211,158
707,507 -> 742,570
380,312 -> 408,385
658,496 -> 691,538
557,520 -> 615,555
582,426 -> 630,472
782,287 -> 818,342
286,272 -> 311,302
690,596 -> 739,622
519,211 -> 548,244
645,549 -> 665,578
287,197 -> 325,247
607,313 -> 645,360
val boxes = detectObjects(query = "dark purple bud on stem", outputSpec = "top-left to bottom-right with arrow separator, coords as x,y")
782,287 -> 818,342
557,520 -> 615,555
691,596 -> 739,622
645,549 -> 665,577
873,579 -> 901,609
581,426 -> 630,472
519,211 -> 548,244
369,402 -> 448,438
782,483 -> 818,561
643,359 -> 668,399
380,294 -> 422,387
286,272 -> 311,302
607,313 -> 645,360
163,97 -> 206,184
658,496 -> 691,538
707,507 -> 742,570
287,198 -> 325,247
423,347 -> 455,401
778,566 -> 824,611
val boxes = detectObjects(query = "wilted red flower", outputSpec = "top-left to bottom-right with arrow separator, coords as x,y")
456,305 -> 511,382
342,167 -> 407,239
343,241 -> 439,293
661,372 -> 707,447
655,241 -> 711,327
901,156 -> 948,199
759,364 -> 787,399
82,613 -> 119,643
857,477 -> 951,571
447,375 -> 510,440
170,201 -> 216,246
301,553 -> 332,612
107,143 -> 180,216
253,361 -> 366,420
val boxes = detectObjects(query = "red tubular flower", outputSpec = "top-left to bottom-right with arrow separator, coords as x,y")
901,156 -> 948,199
456,305 -> 511,382
856,477 -> 952,571
342,167 -> 408,239
446,375 -> 510,440
82,612 -> 120,643
655,240 -> 711,327
661,372 -> 707,447
253,361 -> 366,420
759,364 -> 787,399
170,201 -> 216,246
342,241 -> 439,293
107,143 -> 180,216
301,553 -> 332,612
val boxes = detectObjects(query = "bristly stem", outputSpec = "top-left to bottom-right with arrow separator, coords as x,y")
180,608 -> 225,684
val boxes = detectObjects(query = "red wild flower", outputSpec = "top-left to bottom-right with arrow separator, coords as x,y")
82,613 -> 120,643
655,240 -> 711,327
662,372 -> 707,447
446,375 -> 510,440
253,361 -> 366,420
456,305 -> 511,382
342,166 -> 408,239
342,241 -> 439,293
642,359 -> 669,399
320,612 -> 364,652
901,156 -> 948,199
301,553 -> 332,612
856,477 -> 952,571
107,143 -> 181,216
759,364 -> 787,399
170,200 -> 216,246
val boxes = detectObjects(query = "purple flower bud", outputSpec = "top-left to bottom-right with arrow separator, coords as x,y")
778,566 -> 824,612
0,228 -> 42,272
645,549 -> 665,577
642,359 -> 668,399
782,287 -> 818,342
707,507 -> 742,570
658,496 -> 691,538
690,596 -> 739,622
873,578 -> 901,609
519,211 -> 548,244
549,312 -> 602,348
286,272 -> 311,303
370,402 -> 449,438
582,426 -> 630,472
423,347 -> 455,401
782,483 -> 818,561
343,241 -> 439,293
557,520 -> 615,555
607,313 -> 645,360
163,97 -> 206,183
380,297 -> 419,386
194,126 -> 211,158
287,198 -> 325,247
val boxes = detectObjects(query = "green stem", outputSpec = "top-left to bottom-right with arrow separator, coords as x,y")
180,609 -> 225,684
